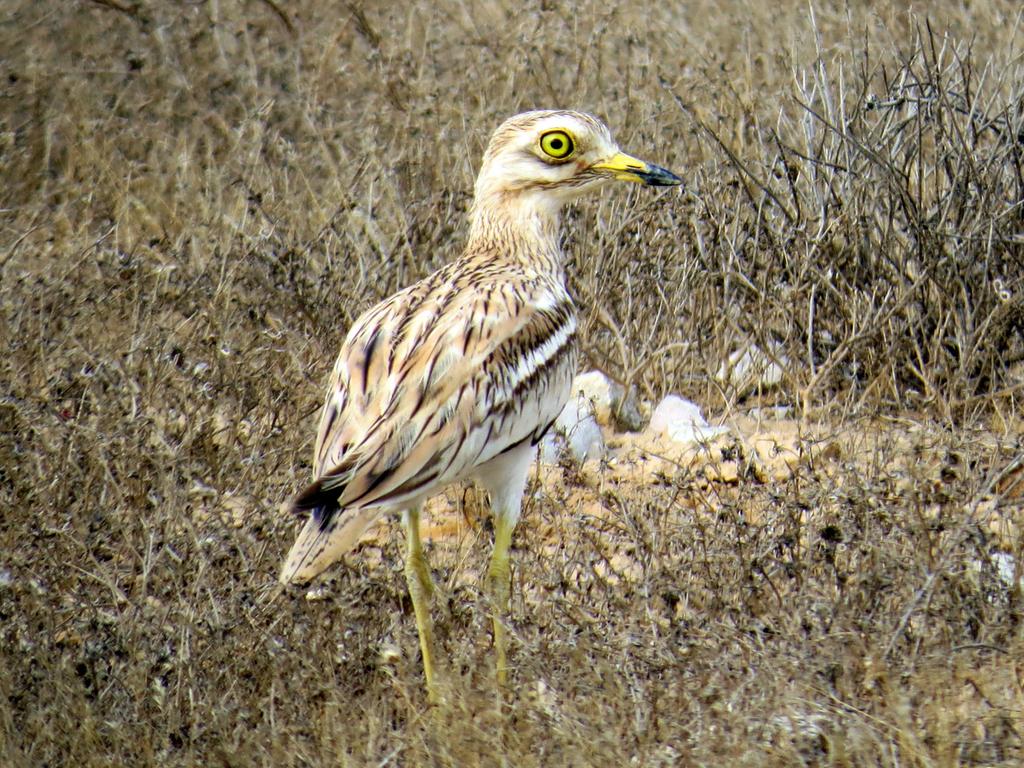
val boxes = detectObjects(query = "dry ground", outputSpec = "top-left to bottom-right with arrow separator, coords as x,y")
2,1 -> 1024,765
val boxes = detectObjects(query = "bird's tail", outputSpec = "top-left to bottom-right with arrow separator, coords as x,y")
279,501 -> 383,585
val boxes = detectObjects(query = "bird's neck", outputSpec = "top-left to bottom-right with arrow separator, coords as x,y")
466,190 -> 565,277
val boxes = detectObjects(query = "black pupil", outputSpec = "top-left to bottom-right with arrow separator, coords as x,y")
550,137 -> 563,150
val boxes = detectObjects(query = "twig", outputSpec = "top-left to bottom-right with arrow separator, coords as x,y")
660,77 -> 797,224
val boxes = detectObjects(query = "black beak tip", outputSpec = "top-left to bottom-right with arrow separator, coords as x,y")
641,164 -> 684,188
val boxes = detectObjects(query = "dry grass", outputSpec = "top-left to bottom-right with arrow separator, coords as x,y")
2,0 -> 1023,765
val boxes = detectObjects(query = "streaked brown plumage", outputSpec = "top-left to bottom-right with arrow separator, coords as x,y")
279,109 -> 681,696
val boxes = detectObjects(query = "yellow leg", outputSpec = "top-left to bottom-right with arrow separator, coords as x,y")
486,511 -> 515,687
478,442 -> 532,689
402,506 -> 438,701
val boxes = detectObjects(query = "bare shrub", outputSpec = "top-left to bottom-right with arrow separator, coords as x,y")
654,21 -> 1024,417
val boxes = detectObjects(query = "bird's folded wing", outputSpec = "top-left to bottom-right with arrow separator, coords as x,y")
290,280 -> 573,519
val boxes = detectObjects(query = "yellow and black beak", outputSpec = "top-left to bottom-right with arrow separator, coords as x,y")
591,151 -> 683,187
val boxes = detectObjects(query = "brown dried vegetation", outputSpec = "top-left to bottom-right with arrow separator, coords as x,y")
2,1 -> 1023,765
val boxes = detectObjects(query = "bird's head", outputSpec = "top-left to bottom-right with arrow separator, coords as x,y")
472,110 -> 682,215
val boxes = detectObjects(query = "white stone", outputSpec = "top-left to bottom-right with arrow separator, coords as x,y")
572,371 -> 617,414
303,585 -> 331,602
566,370 -> 644,431
648,395 -> 729,444
747,405 -> 793,420
716,343 -> 786,397
992,552 -> 1021,589
569,371 -> 619,425
538,395 -> 605,464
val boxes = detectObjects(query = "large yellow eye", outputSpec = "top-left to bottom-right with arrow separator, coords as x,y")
539,130 -> 575,160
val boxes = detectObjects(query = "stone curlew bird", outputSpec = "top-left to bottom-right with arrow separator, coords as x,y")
280,110 -> 681,698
